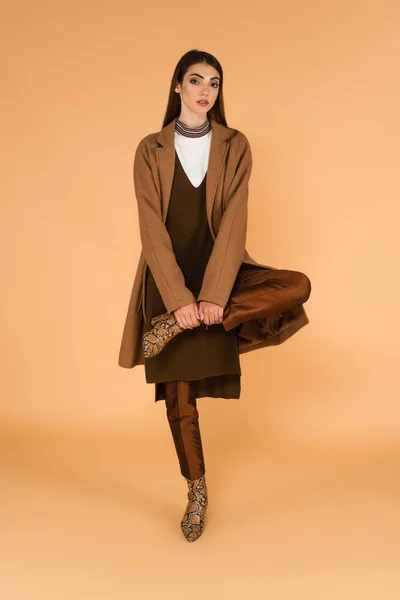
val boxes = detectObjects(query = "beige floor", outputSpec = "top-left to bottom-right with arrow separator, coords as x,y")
1,427 -> 399,600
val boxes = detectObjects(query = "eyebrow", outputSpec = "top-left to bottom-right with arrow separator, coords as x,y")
188,72 -> 220,81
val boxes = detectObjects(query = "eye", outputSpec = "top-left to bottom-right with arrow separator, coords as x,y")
189,78 -> 219,88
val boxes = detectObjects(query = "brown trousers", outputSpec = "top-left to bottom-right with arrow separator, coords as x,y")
222,264 -> 311,331
163,266 -> 310,481
164,380 -> 205,481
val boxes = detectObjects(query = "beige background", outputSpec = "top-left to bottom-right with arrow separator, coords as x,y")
1,0 -> 399,598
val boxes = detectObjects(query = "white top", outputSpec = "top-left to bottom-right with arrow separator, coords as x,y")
174,130 -> 212,188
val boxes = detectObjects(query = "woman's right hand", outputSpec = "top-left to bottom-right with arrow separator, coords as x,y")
174,302 -> 202,329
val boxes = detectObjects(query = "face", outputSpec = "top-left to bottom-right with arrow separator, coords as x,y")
174,62 -> 220,116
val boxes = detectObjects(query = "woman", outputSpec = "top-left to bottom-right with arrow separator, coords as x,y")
118,49 -> 311,542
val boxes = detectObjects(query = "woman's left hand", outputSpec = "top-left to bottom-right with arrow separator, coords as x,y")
198,301 -> 224,326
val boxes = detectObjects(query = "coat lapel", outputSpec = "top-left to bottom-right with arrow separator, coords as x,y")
156,116 -> 231,236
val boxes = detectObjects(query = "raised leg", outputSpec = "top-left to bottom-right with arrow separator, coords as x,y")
223,267 -> 311,331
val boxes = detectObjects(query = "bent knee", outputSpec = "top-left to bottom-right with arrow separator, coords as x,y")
294,271 -> 311,304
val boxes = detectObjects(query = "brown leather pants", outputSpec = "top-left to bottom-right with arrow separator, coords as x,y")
164,380 -> 205,481
222,264 -> 311,331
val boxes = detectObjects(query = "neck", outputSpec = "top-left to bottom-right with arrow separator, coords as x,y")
177,115 -> 208,128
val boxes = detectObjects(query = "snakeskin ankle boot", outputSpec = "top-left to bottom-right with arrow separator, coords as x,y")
142,312 -> 184,358
180,475 -> 208,542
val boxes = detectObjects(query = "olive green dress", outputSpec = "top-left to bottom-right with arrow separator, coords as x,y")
144,150 -> 242,402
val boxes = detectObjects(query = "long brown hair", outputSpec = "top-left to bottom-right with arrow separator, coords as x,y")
162,49 -> 227,129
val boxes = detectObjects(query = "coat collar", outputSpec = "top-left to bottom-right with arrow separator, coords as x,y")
155,116 -> 233,237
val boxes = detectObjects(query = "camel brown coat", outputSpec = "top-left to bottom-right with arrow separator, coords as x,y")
118,116 -> 310,369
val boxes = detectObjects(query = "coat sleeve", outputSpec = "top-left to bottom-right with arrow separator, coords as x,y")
134,139 -> 197,313
197,134 -> 252,308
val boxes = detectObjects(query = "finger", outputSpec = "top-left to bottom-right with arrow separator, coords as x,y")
193,313 -> 201,327
202,311 -> 210,326
178,313 -> 187,328
194,304 -> 200,320
191,310 -> 200,326
186,314 -> 196,328
186,315 -> 195,328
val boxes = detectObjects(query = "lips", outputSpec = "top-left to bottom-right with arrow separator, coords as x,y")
197,100 -> 209,105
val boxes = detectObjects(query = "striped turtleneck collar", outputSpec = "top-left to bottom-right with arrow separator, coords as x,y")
175,118 -> 211,138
